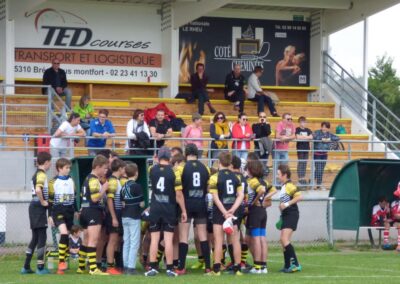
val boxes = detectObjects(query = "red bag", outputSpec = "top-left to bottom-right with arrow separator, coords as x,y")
144,103 -> 176,124
35,134 -> 51,155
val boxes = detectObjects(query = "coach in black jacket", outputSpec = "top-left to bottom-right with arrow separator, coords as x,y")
224,64 -> 246,114
42,60 -> 72,108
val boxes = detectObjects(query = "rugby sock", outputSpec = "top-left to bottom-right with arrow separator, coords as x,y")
285,243 -> 299,266
107,262 -> 115,268
78,246 -> 87,270
228,244 -> 234,263
221,244 -> 227,265
173,259 -> 179,268
198,255 -> 205,263
149,261 -> 158,270
397,229 -> 400,246
283,246 -> 290,269
157,244 -> 165,263
200,241 -> 211,269
384,229 -> 390,244
87,247 -> 97,272
115,251 -> 123,269
213,263 -> 221,273
178,243 -> 188,270
233,263 -> 240,273
24,248 -> 34,270
241,244 -> 248,264
262,261 -> 267,268
58,234 -> 69,263
254,261 -> 262,270
143,254 -> 148,264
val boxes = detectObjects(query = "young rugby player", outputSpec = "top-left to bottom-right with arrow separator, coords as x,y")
78,155 -> 110,275
121,162 -> 145,274
105,159 -> 126,274
277,164 -> 302,273
388,193 -> 400,251
208,152 -> 244,276
48,158 -> 76,274
246,160 -> 277,274
21,152 -> 52,275
145,147 -> 187,277
176,143 -> 211,274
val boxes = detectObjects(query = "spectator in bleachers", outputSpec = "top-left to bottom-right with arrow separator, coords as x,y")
87,109 -> 116,156
295,116 -> 313,185
313,121 -> 340,190
247,66 -> 279,116
252,112 -> 272,161
182,113 -> 204,158
274,113 -> 295,166
224,64 -> 246,114
42,60 -> 72,109
126,109 -> 151,155
73,94 -> 95,133
50,112 -> 86,158
149,109 -> 173,149
190,63 -> 216,115
209,112 -> 231,159
231,113 -> 253,160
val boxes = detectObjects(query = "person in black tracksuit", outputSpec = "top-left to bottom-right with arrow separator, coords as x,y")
224,64 -> 246,114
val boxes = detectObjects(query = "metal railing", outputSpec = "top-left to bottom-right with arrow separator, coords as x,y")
0,84 -> 71,140
0,134 -> 399,190
323,52 -> 400,152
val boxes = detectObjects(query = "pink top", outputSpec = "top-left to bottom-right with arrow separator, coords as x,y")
275,121 -> 295,150
182,124 -> 203,149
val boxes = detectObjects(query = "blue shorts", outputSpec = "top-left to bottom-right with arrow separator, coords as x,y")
250,228 -> 266,237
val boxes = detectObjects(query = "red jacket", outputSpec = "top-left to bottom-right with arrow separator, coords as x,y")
144,103 -> 176,124
231,122 -> 253,150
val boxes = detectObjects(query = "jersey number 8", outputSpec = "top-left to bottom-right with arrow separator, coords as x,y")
193,172 -> 200,187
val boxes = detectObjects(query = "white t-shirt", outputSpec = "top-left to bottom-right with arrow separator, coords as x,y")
50,121 -> 82,149
247,73 -> 263,99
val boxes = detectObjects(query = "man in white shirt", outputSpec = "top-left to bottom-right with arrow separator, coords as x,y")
50,112 -> 86,158
247,66 -> 279,117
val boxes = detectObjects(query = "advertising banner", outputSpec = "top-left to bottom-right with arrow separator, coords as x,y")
179,17 -> 310,86
14,2 -> 162,82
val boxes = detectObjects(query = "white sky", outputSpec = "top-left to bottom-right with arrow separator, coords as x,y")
329,3 -> 400,78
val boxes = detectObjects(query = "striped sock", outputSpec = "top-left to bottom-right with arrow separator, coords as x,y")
241,244 -> 248,264
87,247 -> 97,272
58,234 -> 69,263
157,244 -> 165,263
78,246 -> 87,270
254,261 -> 262,270
384,229 -> 390,244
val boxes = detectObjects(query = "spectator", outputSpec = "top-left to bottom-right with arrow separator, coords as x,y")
295,116 -> 313,185
387,193 -> 400,251
224,64 -> 246,113
247,66 -> 279,116
50,112 -> 86,158
69,225 -> 82,259
171,147 -> 183,157
73,94 -> 95,133
231,113 -> 253,160
252,112 -> 272,161
209,112 -> 231,159
126,109 -> 151,155
274,113 -> 295,166
87,109 -> 116,156
190,63 -> 216,115
42,60 -> 72,109
149,109 -> 173,149
313,121 -> 340,190
182,113 -> 204,158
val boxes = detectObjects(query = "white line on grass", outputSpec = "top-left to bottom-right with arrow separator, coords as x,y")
301,275 -> 400,278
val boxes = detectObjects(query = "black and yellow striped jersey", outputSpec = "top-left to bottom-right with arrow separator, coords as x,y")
209,169 -> 242,206
247,177 -> 276,206
181,160 -> 210,207
279,180 -> 301,212
107,175 -> 123,211
81,174 -> 104,208
31,169 -> 49,203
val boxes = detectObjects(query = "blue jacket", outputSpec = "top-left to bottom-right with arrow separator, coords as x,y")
313,130 -> 340,153
87,119 -> 115,148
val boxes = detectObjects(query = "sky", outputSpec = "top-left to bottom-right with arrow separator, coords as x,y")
329,3 -> 400,78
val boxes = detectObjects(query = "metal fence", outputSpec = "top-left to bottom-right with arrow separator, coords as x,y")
0,198 -> 335,257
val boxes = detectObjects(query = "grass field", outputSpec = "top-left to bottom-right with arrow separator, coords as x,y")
2,246 -> 400,284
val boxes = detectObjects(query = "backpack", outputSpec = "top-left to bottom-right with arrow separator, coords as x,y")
336,124 -> 346,134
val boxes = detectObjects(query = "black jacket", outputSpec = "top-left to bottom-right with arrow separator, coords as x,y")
42,67 -> 68,94
224,72 -> 245,95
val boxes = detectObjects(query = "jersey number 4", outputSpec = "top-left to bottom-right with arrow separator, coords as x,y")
156,177 -> 165,192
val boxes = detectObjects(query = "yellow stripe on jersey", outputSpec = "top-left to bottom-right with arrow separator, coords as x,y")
36,171 -> 47,189
174,165 -> 183,191
285,182 -> 301,198
208,173 -> 218,193
48,178 -> 55,203
88,177 -> 101,199
120,177 -> 128,187
107,177 -> 118,199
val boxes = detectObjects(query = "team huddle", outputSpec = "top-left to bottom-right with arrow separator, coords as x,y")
22,143 -> 302,277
